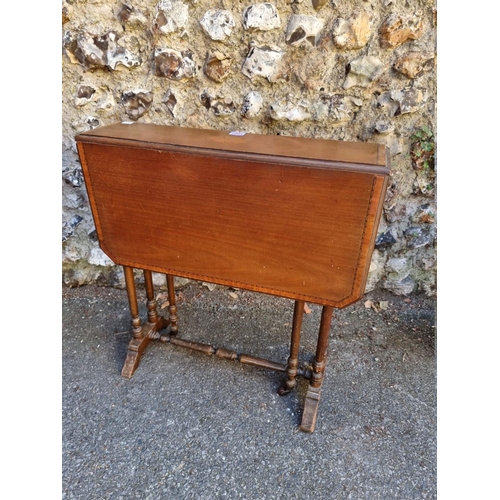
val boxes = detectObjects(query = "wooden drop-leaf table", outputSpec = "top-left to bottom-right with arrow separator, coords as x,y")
75,123 -> 390,433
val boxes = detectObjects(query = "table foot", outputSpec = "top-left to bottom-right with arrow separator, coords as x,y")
298,305 -> 333,432
299,385 -> 322,433
121,317 -> 170,379
277,384 -> 294,396
121,333 -> 151,379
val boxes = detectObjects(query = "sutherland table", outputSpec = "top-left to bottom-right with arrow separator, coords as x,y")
75,123 -> 390,432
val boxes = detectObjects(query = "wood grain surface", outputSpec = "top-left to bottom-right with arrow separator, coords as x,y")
77,123 -> 389,308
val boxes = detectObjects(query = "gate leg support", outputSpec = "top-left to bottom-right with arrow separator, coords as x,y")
121,267 -> 169,379
166,274 -> 179,335
278,300 -> 304,396
121,266 -> 148,379
144,269 -> 170,334
299,305 -> 334,433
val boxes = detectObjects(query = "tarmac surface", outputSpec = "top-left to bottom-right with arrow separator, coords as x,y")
62,281 -> 436,499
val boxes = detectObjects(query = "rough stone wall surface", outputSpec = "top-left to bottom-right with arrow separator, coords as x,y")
62,0 -> 437,296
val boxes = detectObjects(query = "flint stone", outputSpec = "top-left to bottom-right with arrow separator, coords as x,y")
204,51 -> 232,82
365,249 -> 386,293
63,32 -> 79,64
200,92 -> 236,116
88,246 -> 114,267
392,87 -> 426,115
393,51 -> 435,79
376,91 -> 398,115
385,203 -> 406,223
151,273 -> 167,287
375,230 -> 397,249
376,88 -> 426,116
404,227 -> 434,249
200,9 -> 235,40
241,45 -> 284,82
73,32 -> 106,67
286,15 -> 325,47
162,89 -> 178,116
268,101 -> 311,122
211,98 -> 236,116
379,13 -> 424,49
371,133 -> 401,157
383,275 -> 415,296
332,10 -> 371,50
63,168 -> 84,187
386,257 -> 407,273
67,31 -> 143,70
118,4 -> 148,27
75,85 -> 96,106
154,0 -> 189,34
343,56 -> 384,88
317,94 -> 351,123
83,116 -> 100,130
329,94 -> 351,123
200,91 -> 212,110
121,90 -> 153,120
388,136 -> 402,156
62,215 -> 84,242
63,239 -> 90,263
62,1 -> 72,23
62,267 -> 98,287
106,45 -> 143,71
413,203 -> 435,224
243,3 -> 281,31
62,184 -> 86,210
154,48 -> 195,79
61,224 -> 73,244
241,91 -> 263,118
374,121 -> 394,135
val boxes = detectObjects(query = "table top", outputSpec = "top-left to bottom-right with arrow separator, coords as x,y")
76,122 -> 389,172
76,123 -> 390,308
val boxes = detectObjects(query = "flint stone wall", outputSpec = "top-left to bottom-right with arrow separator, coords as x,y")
62,0 -> 437,296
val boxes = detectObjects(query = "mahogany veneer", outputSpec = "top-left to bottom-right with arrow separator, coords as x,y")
75,122 -> 390,432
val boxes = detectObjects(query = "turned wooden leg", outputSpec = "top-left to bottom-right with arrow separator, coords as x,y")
299,305 -> 334,433
125,266 -> 142,338
144,269 -> 159,325
278,300 -> 304,396
166,274 -> 178,335
144,269 -> 170,332
121,266 -> 150,379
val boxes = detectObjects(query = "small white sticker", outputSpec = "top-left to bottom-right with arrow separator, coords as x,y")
121,121 -> 134,125
229,131 -> 246,136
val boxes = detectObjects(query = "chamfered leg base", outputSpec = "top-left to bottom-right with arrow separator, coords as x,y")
121,317 -> 170,379
299,385 -> 322,433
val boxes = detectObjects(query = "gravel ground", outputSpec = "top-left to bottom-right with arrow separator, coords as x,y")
62,281 -> 436,499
